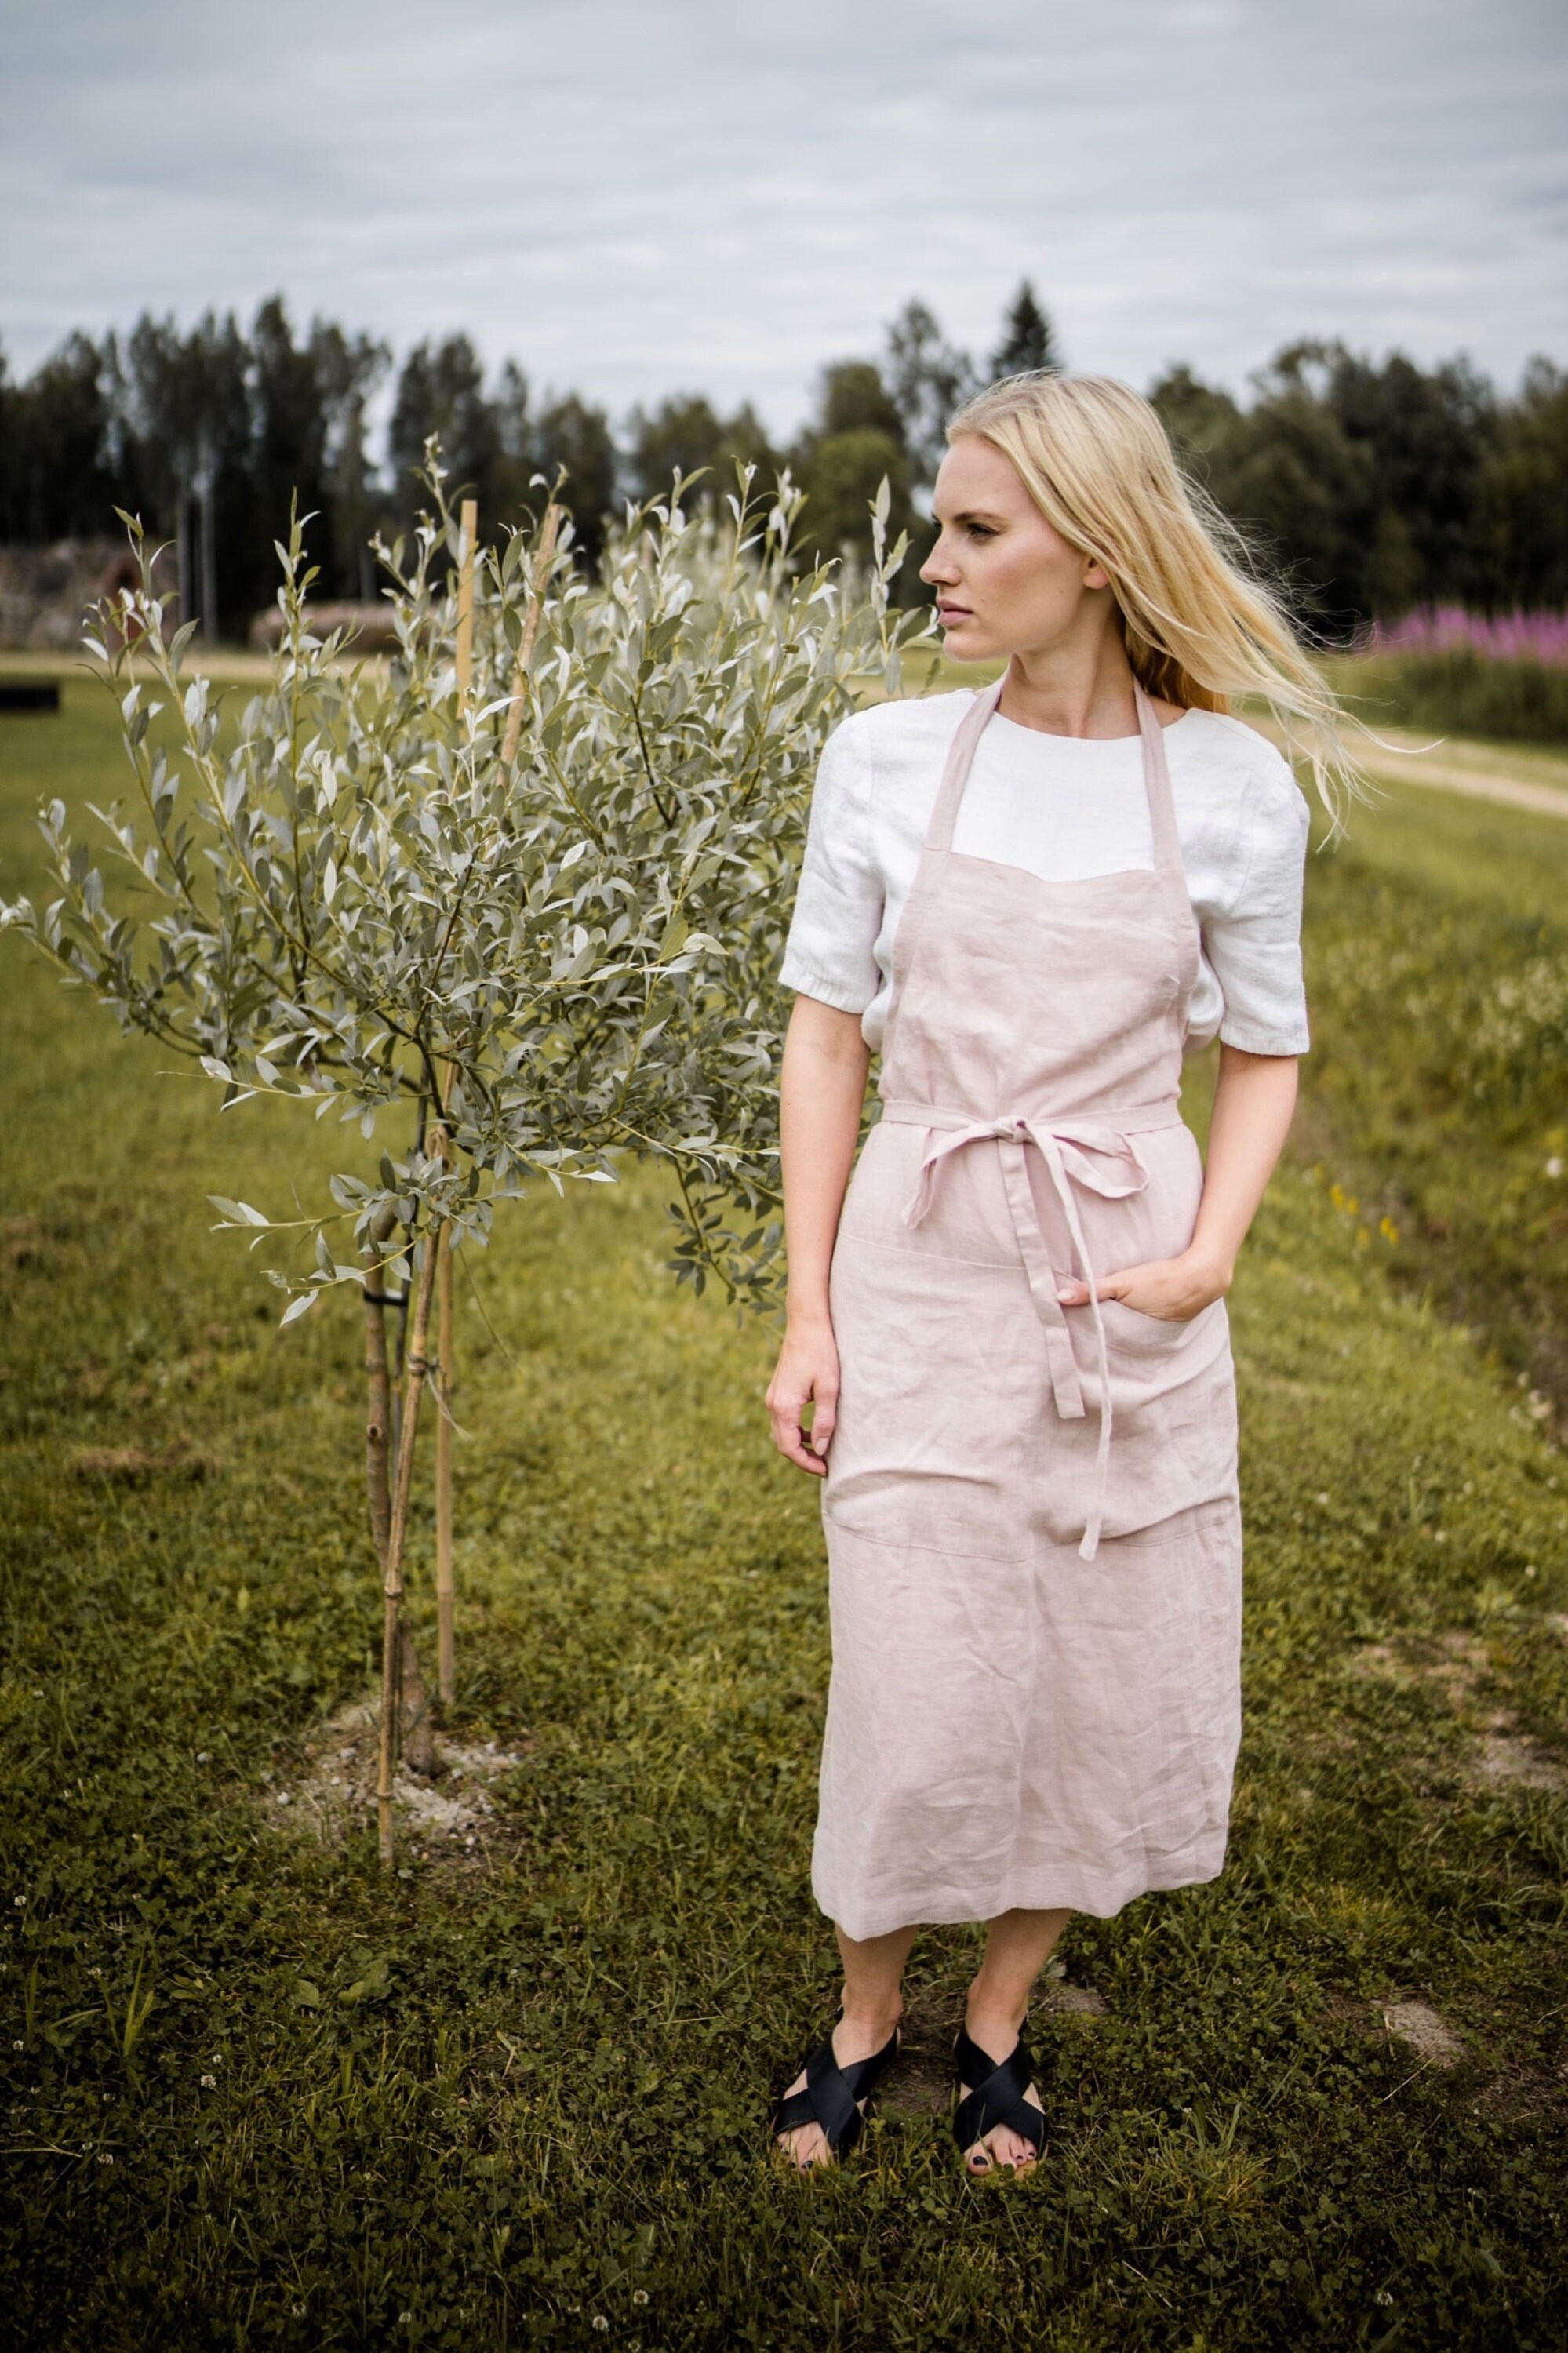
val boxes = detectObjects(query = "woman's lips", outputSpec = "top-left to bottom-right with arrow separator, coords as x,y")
936,604 -> 973,626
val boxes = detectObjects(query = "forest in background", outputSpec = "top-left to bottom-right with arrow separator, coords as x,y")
1,281 -> 1565,642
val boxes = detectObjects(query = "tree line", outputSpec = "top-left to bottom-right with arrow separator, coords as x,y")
1,280 -> 1563,641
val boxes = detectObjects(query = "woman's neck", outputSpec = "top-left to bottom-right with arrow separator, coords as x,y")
996,628 -> 1140,740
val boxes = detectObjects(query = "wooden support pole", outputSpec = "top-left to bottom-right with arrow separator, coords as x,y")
455,497 -> 478,700
377,1224 -> 443,1869
500,501 -> 563,766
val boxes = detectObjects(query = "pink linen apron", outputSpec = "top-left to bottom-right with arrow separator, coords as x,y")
811,681 -> 1243,1941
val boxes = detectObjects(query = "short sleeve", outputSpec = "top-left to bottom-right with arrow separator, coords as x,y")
778,715 -> 883,1012
1203,754 -> 1312,1056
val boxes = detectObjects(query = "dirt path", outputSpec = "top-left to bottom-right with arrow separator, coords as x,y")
1358,740 -> 1568,821
1250,717 -> 1568,822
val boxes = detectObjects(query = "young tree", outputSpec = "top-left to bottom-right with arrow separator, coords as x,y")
2,459 -> 930,1860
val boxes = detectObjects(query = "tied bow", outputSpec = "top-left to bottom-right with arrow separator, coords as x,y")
899,1113 -> 1152,1562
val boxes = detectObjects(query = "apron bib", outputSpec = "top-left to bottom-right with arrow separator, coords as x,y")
811,681 -> 1244,1939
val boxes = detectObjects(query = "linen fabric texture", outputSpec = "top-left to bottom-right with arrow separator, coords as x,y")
780,691 -> 1311,1058
809,683 -> 1250,1942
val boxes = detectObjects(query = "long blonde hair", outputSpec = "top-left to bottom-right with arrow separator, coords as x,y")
946,371 -> 1362,820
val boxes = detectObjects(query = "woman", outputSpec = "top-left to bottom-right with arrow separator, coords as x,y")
766,373 -> 1348,2175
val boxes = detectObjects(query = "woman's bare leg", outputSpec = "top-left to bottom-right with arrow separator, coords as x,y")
960,1906 -> 1071,2173
775,1920 -> 918,2169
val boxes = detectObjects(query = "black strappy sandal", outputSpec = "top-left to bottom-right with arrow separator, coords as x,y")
952,2023 -> 1045,2172
771,2012 -> 901,2163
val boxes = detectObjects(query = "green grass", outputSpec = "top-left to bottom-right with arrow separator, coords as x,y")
1323,651 -> 1568,748
1300,775 -> 1568,1426
2,684 -> 1566,2349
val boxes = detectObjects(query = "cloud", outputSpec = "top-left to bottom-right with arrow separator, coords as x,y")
0,0 -> 1563,426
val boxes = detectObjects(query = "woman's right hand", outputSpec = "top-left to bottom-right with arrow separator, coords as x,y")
766,1315 -> 840,1476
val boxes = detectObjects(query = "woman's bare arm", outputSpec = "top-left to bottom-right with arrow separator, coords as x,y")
764,995 -> 871,1473
1057,1046 -> 1299,1320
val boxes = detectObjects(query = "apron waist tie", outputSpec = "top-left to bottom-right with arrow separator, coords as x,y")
880,1098 -> 1177,1562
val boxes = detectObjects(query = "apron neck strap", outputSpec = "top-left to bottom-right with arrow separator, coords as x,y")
1133,682 -> 1184,885
922,672 -> 1189,900
922,678 -> 1006,854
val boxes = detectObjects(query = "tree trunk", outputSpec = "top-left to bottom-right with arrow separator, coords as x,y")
398,1624 -> 435,1777
377,1223 -> 443,1868
435,1222 -> 456,1708
363,1228 -> 396,1569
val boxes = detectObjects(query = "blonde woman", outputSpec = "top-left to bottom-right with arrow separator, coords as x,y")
767,373 -> 1344,2174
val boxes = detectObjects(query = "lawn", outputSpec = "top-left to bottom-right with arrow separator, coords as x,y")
1,680 -> 1565,2350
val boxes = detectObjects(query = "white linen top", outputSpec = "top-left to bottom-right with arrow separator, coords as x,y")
780,692 -> 1312,1056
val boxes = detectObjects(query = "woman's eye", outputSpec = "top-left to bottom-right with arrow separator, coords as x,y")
966,523 -> 997,541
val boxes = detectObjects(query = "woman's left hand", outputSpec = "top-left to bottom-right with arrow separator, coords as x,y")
1057,1248 -> 1231,1324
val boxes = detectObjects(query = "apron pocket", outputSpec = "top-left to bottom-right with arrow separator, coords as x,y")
827,1473 -> 1032,1562
1096,1295 -> 1224,1364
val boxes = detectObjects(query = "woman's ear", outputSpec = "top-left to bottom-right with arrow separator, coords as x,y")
1082,555 -> 1112,592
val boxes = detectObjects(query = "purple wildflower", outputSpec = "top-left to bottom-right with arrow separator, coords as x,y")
1370,606 -> 1568,667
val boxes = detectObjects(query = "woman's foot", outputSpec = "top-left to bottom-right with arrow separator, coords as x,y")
957,2008 -> 1044,2174
773,2006 -> 903,2169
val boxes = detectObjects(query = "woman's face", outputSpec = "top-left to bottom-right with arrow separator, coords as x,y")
920,434 -> 1113,662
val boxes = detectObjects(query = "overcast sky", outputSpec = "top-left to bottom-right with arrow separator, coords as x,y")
2,0 -> 1565,432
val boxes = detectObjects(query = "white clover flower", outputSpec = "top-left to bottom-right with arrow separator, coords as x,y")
200,2073 -> 218,2089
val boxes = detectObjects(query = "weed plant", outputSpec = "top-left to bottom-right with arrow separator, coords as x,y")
2,686 -> 1565,2348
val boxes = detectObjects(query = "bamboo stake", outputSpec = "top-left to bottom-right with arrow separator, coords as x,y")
376,1224 -> 443,1869
433,1118 -> 456,1708
500,501 -> 563,766
454,496 -> 478,700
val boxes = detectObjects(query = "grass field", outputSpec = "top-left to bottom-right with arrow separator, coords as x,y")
2,682 -> 1566,2350
1320,649 -> 1568,750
